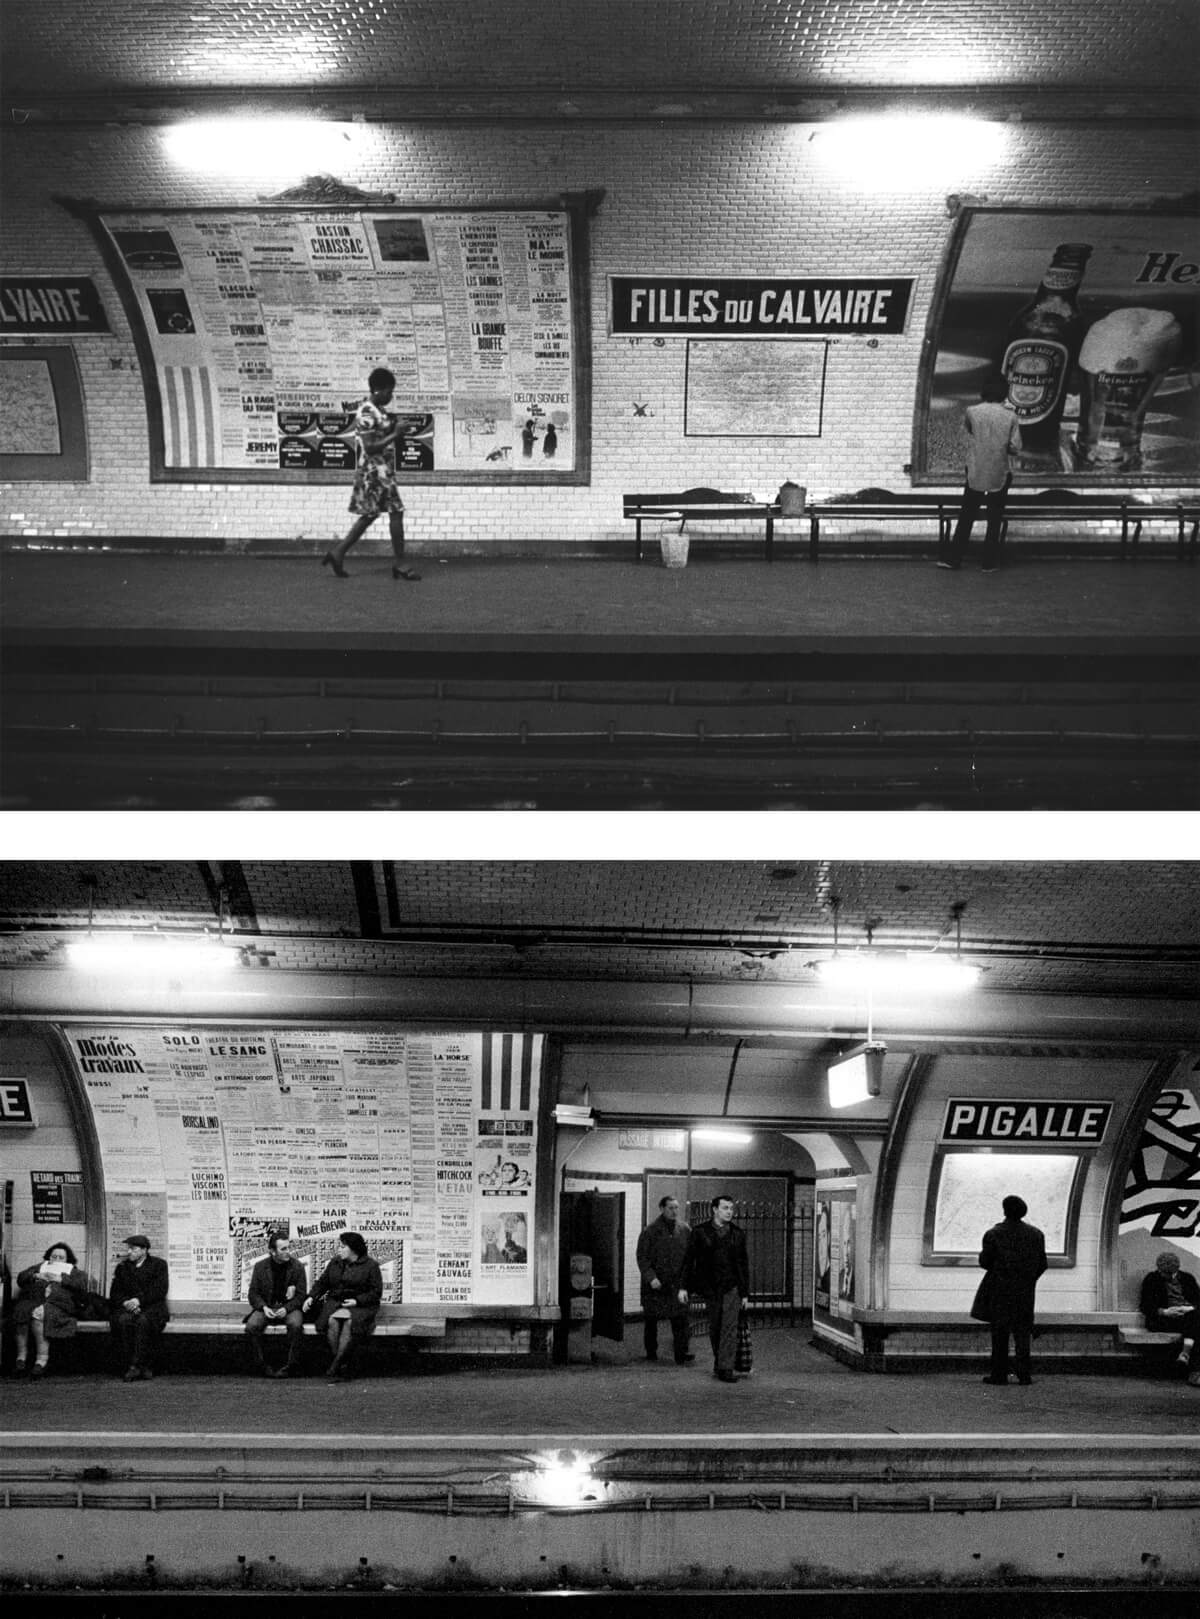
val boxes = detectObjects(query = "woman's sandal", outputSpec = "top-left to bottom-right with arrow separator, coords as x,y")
322,552 -> 348,578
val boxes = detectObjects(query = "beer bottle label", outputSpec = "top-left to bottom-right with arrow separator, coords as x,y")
1002,338 -> 1069,424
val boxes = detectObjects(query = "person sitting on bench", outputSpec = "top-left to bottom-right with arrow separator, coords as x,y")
303,1231 -> 383,1382
108,1234 -> 170,1382
244,1232 -> 308,1379
1140,1251 -> 1200,1385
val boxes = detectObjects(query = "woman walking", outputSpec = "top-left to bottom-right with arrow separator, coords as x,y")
322,367 -> 420,581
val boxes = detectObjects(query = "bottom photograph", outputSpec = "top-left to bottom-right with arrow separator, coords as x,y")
1,858 -> 1198,1604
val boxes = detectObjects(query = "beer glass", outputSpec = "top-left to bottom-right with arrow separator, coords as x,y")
1073,307 -> 1183,470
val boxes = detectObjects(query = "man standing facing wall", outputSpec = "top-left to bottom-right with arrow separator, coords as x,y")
974,1194 -> 1047,1386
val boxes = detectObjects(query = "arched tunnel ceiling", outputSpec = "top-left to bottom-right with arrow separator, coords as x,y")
2,2 -> 1195,120
1,860 -> 1197,1001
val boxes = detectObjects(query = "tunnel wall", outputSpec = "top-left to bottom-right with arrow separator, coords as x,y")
2,120 -> 1195,547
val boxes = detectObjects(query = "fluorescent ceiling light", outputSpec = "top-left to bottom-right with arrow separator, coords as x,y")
828,1041 -> 887,1108
162,118 -> 358,177
66,936 -> 235,974
690,1127 -> 754,1145
815,953 -> 979,993
815,114 -> 1009,189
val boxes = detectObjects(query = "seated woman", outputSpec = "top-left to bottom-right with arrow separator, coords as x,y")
303,1231 -> 383,1381
12,1241 -> 89,1378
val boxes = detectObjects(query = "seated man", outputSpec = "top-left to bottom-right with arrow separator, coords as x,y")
1140,1251 -> 1200,1386
245,1232 -> 308,1378
108,1234 -> 170,1382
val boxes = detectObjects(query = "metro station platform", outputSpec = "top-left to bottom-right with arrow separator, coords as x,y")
3,549 -> 1199,808
3,1326 -> 1199,1597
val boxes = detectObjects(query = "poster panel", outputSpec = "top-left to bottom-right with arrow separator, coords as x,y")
93,206 -> 580,482
64,1026 -> 542,1307
813,1185 -> 857,1335
917,207 -> 1200,486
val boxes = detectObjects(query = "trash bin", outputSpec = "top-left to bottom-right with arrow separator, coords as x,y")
657,515 -> 688,568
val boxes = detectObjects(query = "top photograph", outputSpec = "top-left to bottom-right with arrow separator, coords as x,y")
2,0 -> 1197,810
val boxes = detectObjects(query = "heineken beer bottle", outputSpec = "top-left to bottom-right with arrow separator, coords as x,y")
1000,242 -> 1092,468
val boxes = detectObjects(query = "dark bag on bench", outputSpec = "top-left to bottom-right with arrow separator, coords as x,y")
778,480 -> 806,517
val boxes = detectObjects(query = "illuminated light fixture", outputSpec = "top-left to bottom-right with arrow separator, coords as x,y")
66,935 -> 235,974
828,1040 -> 887,1108
553,1103 -> 595,1128
523,1449 -> 603,1507
814,114 -> 1009,189
814,896 -> 979,994
815,952 -> 979,993
162,118 -> 359,177
690,1127 -> 754,1145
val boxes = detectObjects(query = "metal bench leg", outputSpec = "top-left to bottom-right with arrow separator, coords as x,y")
809,516 -> 819,562
635,518 -> 643,563
766,514 -> 774,562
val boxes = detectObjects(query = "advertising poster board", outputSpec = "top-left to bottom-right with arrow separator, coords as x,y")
87,205 -> 583,483
65,1026 -> 542,1307
916,207 -> 1199,486
813,1184 -> 857,1335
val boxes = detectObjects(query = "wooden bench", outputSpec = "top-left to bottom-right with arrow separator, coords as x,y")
624,488 -> 790,562
75,1302 -> 447,1338
806,490 -> 1200,562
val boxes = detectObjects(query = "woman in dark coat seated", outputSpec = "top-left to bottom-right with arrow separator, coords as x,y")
12,1241 -> 89,1378
303,1231 -> 383,1381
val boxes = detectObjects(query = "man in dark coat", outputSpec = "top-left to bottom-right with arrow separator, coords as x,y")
684,1193 -> 750,1383
636,1195 -> 694,1365
244,1232 -> 309,1378
976,1195 -> 1047,1386
108,1234 -> 170,1382
1140,1252 -> 1200,1385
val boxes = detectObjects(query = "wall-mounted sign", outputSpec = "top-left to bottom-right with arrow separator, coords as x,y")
32,1170 -> 85,1223
942,1098 -> 1112,1144
0,1079 -> 36,1125
610,275 -> 914,337
0,277 -> 110,334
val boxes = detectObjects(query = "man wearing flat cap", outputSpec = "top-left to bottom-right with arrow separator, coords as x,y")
108,1235 -> 170,1382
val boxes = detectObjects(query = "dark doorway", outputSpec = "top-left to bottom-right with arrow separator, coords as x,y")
558,1189 -> 625,1349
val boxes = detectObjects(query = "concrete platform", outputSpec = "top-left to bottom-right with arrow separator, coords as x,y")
3,1328 -> 1199,1590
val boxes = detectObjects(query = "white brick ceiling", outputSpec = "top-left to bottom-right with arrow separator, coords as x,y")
1,860 -> 1196,998
2,1 -> 1193,113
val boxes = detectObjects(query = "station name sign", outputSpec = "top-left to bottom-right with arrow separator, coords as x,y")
0,277 -> 110,333
942,1098 -> 1112,1144
609,275 -> 914,336
0,1079 -> 36,1126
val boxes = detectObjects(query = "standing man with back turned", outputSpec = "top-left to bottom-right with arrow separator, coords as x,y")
684,1193 -> 749,1383
636,1194 -> 695,1366
938,374 -> 1022,573
975,1194 -> 1047,1386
